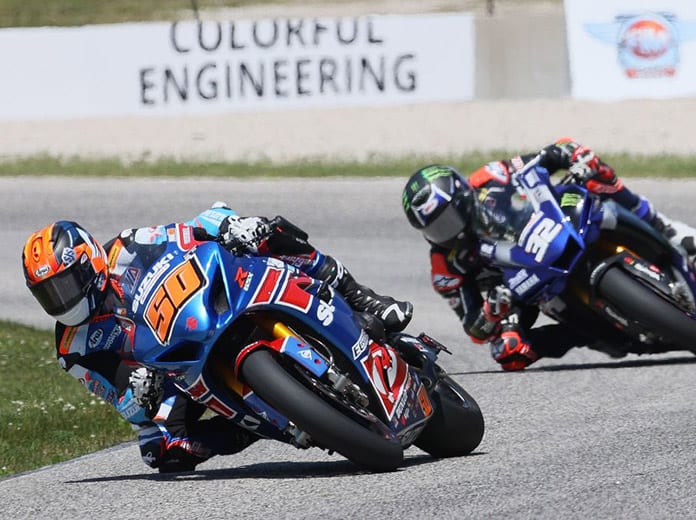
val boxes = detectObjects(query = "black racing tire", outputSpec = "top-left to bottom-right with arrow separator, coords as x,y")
240,349 -> 404,472
414,376 -> 484,458
597,267 -> 696,351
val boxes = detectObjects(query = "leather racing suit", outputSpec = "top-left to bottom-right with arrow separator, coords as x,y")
55,203 -> 412,471
429,140 -> 696,370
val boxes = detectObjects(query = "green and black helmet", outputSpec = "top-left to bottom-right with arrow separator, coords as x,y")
402,165 -> 475,246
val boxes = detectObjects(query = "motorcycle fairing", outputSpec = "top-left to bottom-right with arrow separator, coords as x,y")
234,335 -> 329,379
478,159 -> 696,354
488,168 -> 603,305
182,369 -> 289,440
129,239 -> 430,440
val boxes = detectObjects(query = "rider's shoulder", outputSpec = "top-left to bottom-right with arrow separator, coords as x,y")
469,161 -> 511,188
55,315 -> 124,360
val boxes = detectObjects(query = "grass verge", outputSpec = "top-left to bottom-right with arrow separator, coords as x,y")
0,0 -> 287,28
0,1 -> 516,28
1,153 -> 695,178
0,321 -> 133,478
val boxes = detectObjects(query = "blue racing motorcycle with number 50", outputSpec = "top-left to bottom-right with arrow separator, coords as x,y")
127,217 -> 484,472
474,155 -> 696,358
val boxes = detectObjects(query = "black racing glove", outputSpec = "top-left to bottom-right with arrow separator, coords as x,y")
538,143 -> 574,172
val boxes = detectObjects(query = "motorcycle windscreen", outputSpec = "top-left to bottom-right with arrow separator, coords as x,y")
475,188 -> 534,242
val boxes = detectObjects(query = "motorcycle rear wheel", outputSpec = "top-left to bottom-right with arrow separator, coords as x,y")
414,375 -> 484,458
597,267 -> 696,352
240,349 -> 404,472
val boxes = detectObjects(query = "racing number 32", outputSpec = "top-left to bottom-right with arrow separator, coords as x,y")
525,217 -> 562,263
145,258 -> 206,344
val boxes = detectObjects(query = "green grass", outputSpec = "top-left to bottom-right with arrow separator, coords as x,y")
0,0 -> 561,28
0,321 -> 133,477
0,0 -> 289,28
0,153 -> 695,178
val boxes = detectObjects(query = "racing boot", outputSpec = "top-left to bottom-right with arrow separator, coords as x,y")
158,417 -> 259,474
157,446 -> 207,474
355,311 -> 387,342
315,256 -> 413,333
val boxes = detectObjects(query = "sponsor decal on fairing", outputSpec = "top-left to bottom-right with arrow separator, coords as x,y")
316,298 -> 335,326
351,330 -> 370,359
132,251 -> 177,312
360,342 -> 410,419
631,260 -> 663,281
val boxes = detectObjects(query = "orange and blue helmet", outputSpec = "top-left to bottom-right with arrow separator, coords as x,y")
22,221 -> 108,326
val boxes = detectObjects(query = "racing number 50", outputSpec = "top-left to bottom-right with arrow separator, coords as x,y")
145,258 -> 206,344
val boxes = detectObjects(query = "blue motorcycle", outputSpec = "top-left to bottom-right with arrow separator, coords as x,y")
128,218 -> 484,472
476,155 -> 696,356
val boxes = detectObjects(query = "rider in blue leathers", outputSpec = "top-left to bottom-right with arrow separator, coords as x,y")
23,204 -> 412,472
401,138 -> 696,371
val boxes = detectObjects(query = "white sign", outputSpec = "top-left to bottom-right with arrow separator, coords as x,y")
0,14 -> 474,120
565,0 -> 696,100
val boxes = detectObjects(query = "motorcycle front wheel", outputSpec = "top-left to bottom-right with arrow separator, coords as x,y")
240,349 -> 404,472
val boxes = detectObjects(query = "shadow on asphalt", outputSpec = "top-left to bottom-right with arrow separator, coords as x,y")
65,451 -> 487,483
454,355 -> 696,375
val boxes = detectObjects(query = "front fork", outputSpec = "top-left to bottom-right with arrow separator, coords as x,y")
250,315 -> 368,403
249,316 -> 372,446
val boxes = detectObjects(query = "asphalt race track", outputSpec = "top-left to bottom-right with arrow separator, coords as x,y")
2,176 -> 696,519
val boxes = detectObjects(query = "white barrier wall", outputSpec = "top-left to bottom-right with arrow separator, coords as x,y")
0,13 -> 474,120
565,0 -> 696,100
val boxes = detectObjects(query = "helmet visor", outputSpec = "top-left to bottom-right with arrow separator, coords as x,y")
29,258 -> 96,317
422,204 -> 466,244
